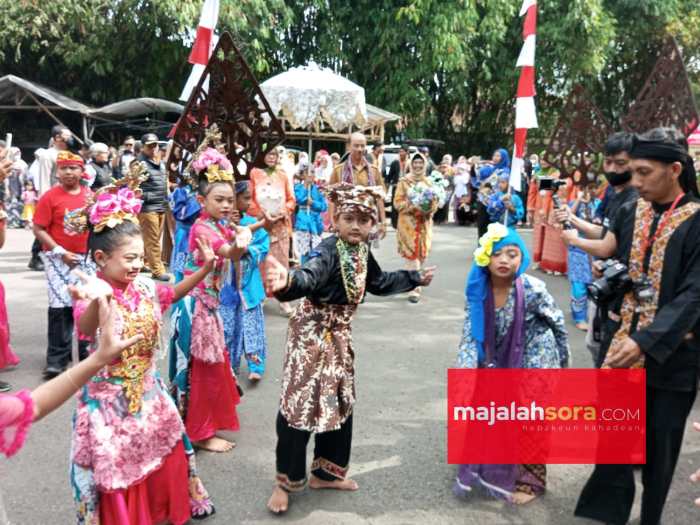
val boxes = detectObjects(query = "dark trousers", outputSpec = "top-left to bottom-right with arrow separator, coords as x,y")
575,387 -> 696,525
31,238 -> 41,259
476,201 -> 490,239
274,411 -> 353,492
47,307 -> 88,369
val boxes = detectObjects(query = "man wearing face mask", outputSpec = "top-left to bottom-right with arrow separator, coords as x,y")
554,132 -> 638,364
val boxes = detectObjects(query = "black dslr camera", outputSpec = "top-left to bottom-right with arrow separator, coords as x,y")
587,259 -> 654,305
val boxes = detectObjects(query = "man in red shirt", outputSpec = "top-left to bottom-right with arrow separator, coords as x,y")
33,151 -> 95,378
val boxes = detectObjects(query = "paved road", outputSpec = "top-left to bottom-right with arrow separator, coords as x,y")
1,226 -> 699,524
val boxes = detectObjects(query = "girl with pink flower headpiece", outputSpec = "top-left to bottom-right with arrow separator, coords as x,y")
169,147 -> 252,454
68,185 -> 219,524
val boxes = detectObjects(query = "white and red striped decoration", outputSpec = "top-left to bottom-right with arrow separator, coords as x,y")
509,0 -> 538,192
179,0 -> 220,102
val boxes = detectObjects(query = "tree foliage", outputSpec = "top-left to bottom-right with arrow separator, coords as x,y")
0,0 -> 698,154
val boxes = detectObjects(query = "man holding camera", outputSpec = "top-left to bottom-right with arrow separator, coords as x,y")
554,132 -> 638,364
561,128 -> 700,525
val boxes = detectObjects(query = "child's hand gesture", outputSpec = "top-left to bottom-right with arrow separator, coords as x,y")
264,255 -> 289,295
69,269 -> 113,302
418,265 -> 437,286
94,296 -> 144,365
194,236 -> 217,271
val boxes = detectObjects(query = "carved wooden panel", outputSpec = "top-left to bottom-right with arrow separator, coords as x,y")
171,32 -> 285,180
621,37 -> 699,137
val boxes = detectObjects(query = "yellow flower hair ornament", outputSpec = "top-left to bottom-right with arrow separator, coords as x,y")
205,164 -> 234,183
473,223 -> 508,267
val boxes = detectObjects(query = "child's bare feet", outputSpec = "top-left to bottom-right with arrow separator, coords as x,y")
511,491 -> 538,505
267,486 -> 289,514
193,436 -> 235,452
309,475 -> 359,491
248,372 -> 262,382
575,322 -> 588,331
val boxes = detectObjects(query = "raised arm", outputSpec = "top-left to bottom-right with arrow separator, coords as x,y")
365,251 -> 422,296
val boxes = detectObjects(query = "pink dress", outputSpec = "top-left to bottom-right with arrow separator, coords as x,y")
71,278 -> 214,524
170,214 -> 241,443
0,281 -> 20,370
0,390 -> 33,458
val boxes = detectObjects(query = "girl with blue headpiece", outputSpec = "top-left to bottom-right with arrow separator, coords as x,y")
486,172 -> 524,227
455,223 -> 570,504
475,149 -> 510,238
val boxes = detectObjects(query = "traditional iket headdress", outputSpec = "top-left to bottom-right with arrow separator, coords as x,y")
64,162 -> 148,235
56,150 -> 85,168
326,183 -> 385,222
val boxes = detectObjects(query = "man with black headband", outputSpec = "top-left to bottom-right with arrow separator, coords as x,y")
566,127 -> 700,525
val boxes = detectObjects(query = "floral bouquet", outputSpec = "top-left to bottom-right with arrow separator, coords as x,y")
407,173 -> 449,213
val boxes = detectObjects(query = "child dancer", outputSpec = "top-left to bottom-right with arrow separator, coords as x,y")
566,183 -> 600,330
486,173 -> 524,227
220,180 -> 270,382
170,174 -> 201,281
455,223 -> 570,504
170,145 -> 250,453
293,168 -> 327,264
265,183 -> 436,514
21,180 -> 38,227
69,184 -> 217,524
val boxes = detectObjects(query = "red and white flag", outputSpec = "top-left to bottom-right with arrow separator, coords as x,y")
509,0 -> 538,192
179,0 -> 220,102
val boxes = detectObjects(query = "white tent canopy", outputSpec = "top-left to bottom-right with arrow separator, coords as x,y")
261,63 -> 367,133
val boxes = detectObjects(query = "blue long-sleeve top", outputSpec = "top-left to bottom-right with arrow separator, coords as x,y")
486,191 -> 524,226
170,185 -> 201,226
220,214 -> 270,310
294,183 -> 327,235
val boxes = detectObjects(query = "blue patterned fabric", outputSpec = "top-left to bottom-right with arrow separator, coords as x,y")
293,183 -> 327,235
170,186 -> 200,281
457,273 -> 570,369
473,148 -> 510,189
486,191 -> 524,226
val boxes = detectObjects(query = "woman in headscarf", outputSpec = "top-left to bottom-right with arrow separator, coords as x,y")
455,223 -> 569,504
475,149 -> 510,238
393,153 -> 440,303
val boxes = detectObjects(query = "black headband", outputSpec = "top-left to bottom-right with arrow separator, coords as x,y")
629,137 -> 689,165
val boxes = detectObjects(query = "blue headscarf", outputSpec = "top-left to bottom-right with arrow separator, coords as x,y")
465,225 -> 530,364
235,180 -> 249,194
478,148 -> 511,181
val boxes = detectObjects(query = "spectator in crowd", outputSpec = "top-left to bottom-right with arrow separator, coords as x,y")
137,133 -> 171,282
85,143 -> 113,191
112,135 -> 136,178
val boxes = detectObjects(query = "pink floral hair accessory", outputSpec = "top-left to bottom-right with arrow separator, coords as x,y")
89,187 -> 142,232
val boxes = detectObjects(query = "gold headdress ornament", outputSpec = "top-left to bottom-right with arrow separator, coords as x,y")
189,124 -> 235,184
63,169 -> 145,235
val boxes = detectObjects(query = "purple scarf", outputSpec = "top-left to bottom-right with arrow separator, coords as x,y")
341,157 -> 376,186
456,276 -> 526,498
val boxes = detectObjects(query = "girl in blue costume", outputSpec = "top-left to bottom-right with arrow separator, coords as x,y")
220,181 -> 270,382
455,223 -> 570,504
293,168 -> 328,264
566,182 -> 600,330
475,149 -> 510,238
486,172 -> 524,227
170,176 -> 201,281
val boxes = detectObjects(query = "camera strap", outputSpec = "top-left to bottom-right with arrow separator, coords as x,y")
640,192 -> 685,262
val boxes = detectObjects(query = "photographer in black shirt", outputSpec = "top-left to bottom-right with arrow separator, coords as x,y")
562,127 -> 700,525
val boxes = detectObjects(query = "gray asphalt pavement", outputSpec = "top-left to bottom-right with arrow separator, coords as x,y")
1,226 -> 699,524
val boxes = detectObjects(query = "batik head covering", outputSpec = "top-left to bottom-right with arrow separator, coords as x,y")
466,223 -> 530,364
326,183 -> 384,222
234,180 -> 249,194
56,150 -> 84,168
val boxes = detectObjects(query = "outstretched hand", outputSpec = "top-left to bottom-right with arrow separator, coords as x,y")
419,265 -> 437,286
194,236 -> 217,271
94,296 -> 144,365
264,255 -> 289,295
68,269 -> 113,302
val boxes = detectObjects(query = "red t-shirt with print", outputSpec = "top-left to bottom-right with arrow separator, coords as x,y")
33,185 -> 91,254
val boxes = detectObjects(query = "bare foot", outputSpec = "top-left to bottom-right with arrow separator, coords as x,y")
511,491 -> 538,505
309,475 -> 359,491
575,322 -> 589,331
267,486 -> 289,514
193,436 -> 236,453
248,372 -> 262,382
